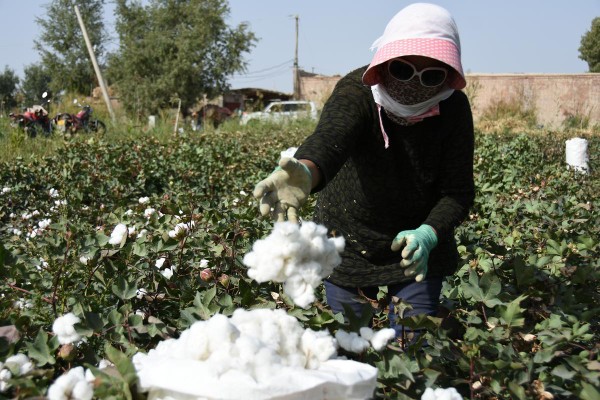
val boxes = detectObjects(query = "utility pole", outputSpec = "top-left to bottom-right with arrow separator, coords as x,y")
293,15 -> 300,100
74,5 -> 116,123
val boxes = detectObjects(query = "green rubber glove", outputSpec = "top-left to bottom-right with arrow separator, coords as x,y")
253,157 -> 312,223
391,224 -> 438,282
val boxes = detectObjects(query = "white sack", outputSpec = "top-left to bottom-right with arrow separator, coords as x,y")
135,357 -> 377,400
565,137 -> 589,173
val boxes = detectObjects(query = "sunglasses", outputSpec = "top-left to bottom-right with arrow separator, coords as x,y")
387,58 -> 447,87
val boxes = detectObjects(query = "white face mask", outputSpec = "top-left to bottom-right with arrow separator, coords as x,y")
371,83 -> 454,120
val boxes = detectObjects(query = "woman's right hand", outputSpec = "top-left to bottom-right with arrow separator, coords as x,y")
253,157 -> 312,223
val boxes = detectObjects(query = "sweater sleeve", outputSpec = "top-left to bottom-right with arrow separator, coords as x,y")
423,91 -> 475,238
294,67 -> 374,192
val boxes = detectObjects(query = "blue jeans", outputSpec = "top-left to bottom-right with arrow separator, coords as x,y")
324,278 -> 443,339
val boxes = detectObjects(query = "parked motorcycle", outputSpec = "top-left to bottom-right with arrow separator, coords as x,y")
54,99 -> 106,135
9,92 -> 54,137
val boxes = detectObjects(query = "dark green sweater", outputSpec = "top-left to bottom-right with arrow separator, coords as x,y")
295,66 -> 475,287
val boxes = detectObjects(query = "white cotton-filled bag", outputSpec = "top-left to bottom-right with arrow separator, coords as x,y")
565,137 -> 589,173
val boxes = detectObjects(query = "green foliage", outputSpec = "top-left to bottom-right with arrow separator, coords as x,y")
579,17 -> 600,73
0,66 -> 20,111
34,0 -> 107,94
20,63 -> 53,106
108,0 -> 257,116
0,121 -> 598,399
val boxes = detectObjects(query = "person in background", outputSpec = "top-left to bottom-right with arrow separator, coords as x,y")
253,3 -> 474,339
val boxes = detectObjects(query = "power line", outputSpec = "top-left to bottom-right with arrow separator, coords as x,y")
232,59 -> 294,78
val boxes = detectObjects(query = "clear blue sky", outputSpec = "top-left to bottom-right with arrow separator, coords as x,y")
1,1 -> 598,94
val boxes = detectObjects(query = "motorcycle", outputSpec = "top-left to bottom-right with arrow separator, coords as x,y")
54,99 -> 106,135
9,92 -> 54,137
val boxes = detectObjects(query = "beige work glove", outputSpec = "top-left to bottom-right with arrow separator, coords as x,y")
253,157 -> 312,223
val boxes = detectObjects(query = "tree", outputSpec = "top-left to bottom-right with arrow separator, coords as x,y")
20,63 -> 53,105
579,17 -> 600,73
0,66 -> 20,113
108,0 -> 257,116
35,0 -> 107,94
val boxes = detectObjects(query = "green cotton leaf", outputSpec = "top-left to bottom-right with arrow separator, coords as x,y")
105,344 -> 139,393
386,355 -> 415,382
238,278 -> 256,307
96,232 -> 110,247
500,294 -> 527,328
580,382 -> 600,400
463,270 -> 503,308
211,243 -> 224,256
513,256 -> 535,288
546,239 -> 565,256
200,286 -> 217,307
112,277 -> 138,300
508,382 -> 527,399
84,312 -> 104,331
551,364 -> 576,380
132,242 -> 148,257
26,330 -> 55,366
218,293 -> 233,308
422,368 -> 441,388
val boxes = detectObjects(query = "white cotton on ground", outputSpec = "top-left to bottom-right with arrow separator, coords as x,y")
52,313 -> 82,345
47,366 -> 94,400
421,387 -> 463,400
133,308 -> 377,400
243,221 -> 345,308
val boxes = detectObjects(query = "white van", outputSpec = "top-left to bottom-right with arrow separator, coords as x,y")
240,100 -> 318,125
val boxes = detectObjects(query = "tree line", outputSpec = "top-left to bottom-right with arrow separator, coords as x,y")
0,0 -> 256,117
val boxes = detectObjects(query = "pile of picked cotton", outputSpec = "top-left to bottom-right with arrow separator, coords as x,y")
133,308 -> 377,400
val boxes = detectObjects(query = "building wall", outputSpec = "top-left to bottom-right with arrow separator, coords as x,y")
299,72 -> 600,128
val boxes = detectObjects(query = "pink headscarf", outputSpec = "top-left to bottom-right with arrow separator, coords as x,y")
362,3 -> 465,89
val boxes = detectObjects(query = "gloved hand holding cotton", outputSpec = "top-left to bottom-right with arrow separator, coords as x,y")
133,308 -> 377,400
243,221 -> 345,308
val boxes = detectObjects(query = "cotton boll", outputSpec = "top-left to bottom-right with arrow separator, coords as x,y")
421,388 -> 436,400
108,223 -> 127,245
4,354 -> 33,376
301,329 -> 337,369
335,330 -> 370,354
47,367 -> 93,400
370,328 -> 396,351
421,387 -> 463,400
52,313 -> 82,345
359,327 -> 374,341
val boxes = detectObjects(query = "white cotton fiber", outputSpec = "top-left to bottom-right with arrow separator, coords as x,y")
133,308 -> 378,399
243,221 -> 345,308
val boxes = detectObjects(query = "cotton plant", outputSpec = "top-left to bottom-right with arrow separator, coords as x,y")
168,221 -> 195,239
133,308 -> 377,399
243,221 -> 345,308
47,366 -> 94,400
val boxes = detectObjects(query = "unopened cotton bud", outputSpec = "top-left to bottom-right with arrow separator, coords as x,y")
219,274 -> 230,288
58,343 -> 76,361
200,268 -> 214,282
